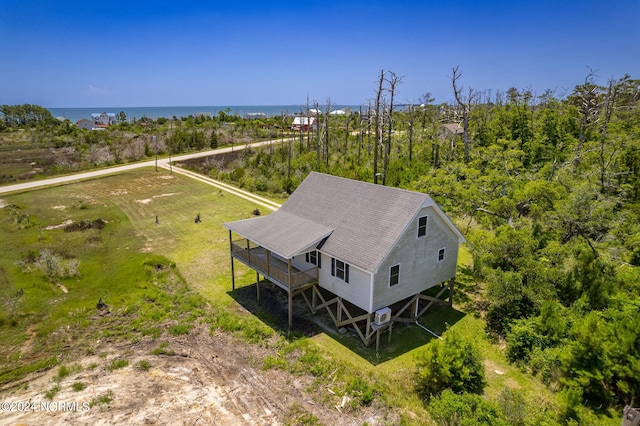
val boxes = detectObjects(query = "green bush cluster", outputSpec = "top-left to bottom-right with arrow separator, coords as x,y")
415,330 -> 485,400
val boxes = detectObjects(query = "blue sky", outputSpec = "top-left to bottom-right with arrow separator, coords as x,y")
1,0 -> 638,107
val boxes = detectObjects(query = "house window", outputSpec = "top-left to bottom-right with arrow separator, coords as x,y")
418,216 -> 428,238
305,250 -> 321,267
438,248 -> 446,262
331,258 -> 350,283
389,264 -> 400,287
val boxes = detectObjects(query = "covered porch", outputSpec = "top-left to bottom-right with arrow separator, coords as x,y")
229,237 -> 318,292
224,209 -> 334,330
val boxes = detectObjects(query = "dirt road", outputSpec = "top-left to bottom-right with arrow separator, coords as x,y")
0,140 -> 285,199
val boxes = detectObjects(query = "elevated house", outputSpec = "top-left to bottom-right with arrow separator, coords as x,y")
224,172 -> 465,347
92,112 -> 117,128
291,116 -> 317,132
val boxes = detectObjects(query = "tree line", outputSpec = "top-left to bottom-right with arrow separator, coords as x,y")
213,70 -> 640,420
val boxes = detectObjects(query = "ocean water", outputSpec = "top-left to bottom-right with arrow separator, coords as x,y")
48,105 -> 360,123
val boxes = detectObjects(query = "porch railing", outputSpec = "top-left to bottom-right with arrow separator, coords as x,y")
231,239 -> 318,290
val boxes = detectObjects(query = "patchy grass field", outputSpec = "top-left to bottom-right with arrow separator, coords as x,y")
0,168 -> 618,425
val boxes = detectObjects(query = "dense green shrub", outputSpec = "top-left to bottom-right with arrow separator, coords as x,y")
428,390 -> 506,426
415,330 -> 485,400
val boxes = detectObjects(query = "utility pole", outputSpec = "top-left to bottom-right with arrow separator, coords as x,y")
153,135 -> 158,171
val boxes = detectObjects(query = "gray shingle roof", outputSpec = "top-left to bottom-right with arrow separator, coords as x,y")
224,172 -> 461,273
224,210 -> 333,259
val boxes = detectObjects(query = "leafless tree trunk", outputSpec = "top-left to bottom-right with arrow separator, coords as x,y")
598,76 -> 628,192
573,70 -> 600,173
343,110 -> 351,168
357,105 -> 363,168
451,65 -> 474,163
323,98 -> 333,167
419,92 -> 436,167
382,71 -> 403,185
407,102 -> 415,163
305,95 -> 312,151
373,69 -> 385,184
298,108 -> 304,154
314,100 -> 321,168
366,99 -> 373,156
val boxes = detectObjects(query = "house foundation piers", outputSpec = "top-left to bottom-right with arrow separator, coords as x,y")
302,286 -> 392,351
228,232 -> 319,331
301,277 -> 454,349
392,277 -> 455,324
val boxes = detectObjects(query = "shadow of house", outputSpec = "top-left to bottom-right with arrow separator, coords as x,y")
228,280 -> 466,363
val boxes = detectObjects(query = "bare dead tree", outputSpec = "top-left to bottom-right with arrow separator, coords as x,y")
598,75 -> 628,192
305,95 -> 312,151
343,108 -> 351,168
419,92 -> 433,133
573,70 -> 601,172
357,104 -> 363,168
324,99 -> 334,167
366,99 -> 373,156
298,107 -> 304,154
406,101 -> 415,163
451,65 -> 475,163
373,69 -> 385,184
419,92 -> 437,167
314,99 -> 321,168
382,71 -> 403,185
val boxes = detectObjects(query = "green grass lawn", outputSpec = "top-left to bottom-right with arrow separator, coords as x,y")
0,168 -> 619,425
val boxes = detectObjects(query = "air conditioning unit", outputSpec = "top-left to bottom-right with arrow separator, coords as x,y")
374,307 -> 392,326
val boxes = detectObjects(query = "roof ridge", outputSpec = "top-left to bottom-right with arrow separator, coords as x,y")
307,171 -> 430,198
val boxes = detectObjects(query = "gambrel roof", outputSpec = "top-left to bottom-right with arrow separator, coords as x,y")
224,172 -> 464,273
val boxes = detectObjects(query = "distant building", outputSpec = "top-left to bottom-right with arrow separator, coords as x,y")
76,118 -> 94,130
92,112 -> 116,128
440,123 -> 464,139
291,116 -> 317,132
245,112 -> 266,120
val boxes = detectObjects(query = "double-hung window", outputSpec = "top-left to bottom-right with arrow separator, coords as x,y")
417,216 -> 428,238
305,250 -> 321,267
331,258 -> 349,283
389,264 -> 400,287
438,248 -> 446,262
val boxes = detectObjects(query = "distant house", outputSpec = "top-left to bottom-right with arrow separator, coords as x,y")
76,118 -> 94,130
440,123 -> 464,139
92,112 -> 116,128
291,116 -> 317,132
224,172 -> 465,347
245,112 -> 266,120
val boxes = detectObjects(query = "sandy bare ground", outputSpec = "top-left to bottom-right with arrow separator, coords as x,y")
0,324 -> 394,425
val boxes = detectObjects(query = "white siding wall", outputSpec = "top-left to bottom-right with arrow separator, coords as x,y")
291,254 -> 308,271
371,206 -> 459,311
316,253 -> 372,312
